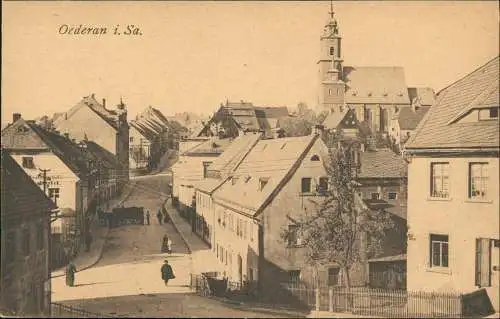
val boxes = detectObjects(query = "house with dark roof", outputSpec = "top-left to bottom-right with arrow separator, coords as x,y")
316,9 -> 434,134
1,150 -> 55,316
1,116 -> 109,269
405,56 -> 499,313
196,100 -> 289,139
53,94 -> 129,189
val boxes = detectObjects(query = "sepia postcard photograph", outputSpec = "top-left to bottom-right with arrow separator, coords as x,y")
1,1 -> 499,318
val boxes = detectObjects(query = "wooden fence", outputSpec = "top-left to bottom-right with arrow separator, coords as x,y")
282,283 -> 464,318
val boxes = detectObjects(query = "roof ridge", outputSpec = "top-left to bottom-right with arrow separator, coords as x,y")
254,134 -> 320,217
436,55 -> 499,95
228,133 -> 263,173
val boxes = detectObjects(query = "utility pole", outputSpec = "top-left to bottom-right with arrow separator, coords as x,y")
39,168 -> 51,196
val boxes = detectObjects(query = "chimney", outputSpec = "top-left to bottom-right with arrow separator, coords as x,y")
102,98 -> 106,108
64,133 -> 70,139
12,113 -> 21,123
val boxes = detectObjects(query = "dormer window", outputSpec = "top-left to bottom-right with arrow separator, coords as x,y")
311,155 -> 320,161
232,177 -> 239,185
259,178 -> 269,191
479,107 -> 499,120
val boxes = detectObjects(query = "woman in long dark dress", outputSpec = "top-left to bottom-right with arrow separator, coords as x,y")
65,262 -> 77,287
161,235 -> 169,253
161,260 -> 175,286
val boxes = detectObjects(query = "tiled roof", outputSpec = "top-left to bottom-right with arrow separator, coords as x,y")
207,133 -> 262,177
254,106 -> 289,118
84,140 -> 121,169
358,148 -> 407,179
130,121 -> 156,141
1,150 -> 56,216
406,56 -> 500,150
408,87 -> 436,106
213,135 -> 322,214
193,178 -> 225,194
343,66 -> 411,105
322,108 -> 349,129
394,106 -> 430,130
27,122 -> 91,178
182,137 -> 233,156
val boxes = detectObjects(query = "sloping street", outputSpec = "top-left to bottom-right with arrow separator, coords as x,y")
51,174 -> 299,317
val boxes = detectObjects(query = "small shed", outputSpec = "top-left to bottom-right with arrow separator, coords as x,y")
368,254 -> 407,290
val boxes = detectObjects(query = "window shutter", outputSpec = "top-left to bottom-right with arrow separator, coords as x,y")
475,238 -> 491,287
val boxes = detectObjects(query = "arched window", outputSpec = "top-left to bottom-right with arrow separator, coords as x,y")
311,155 -> 320,161
330,47 -> 335,56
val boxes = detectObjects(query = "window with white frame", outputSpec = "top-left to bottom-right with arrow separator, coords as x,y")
430,163 -> 449,198
22,157 -> 35,169
469,163 -> 488,200
301,178 -> 312,193
430,234 -> 449,268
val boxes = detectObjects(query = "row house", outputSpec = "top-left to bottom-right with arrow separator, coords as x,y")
171,137 -> 233,227
196,100 -> 289,139
405,56 -> 499,312
316,9 -> 433,134
53,94 -> 129,191
192,133 -> 262,246
1,150 -> 55,316
1,117 -> 116,268
129,106 -> 171,171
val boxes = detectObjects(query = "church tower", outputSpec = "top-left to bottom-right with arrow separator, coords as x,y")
317,3 -> 345,114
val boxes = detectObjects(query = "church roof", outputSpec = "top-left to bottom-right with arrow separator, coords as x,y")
343,66 -> 411,105
406,56 -> 499,150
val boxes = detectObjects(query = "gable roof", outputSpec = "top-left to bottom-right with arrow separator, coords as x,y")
343,66 -> 411,105
130,121 -> 157,141
322,108 -> 360,130
193,178 -> 226,194
26,122 -> 91,178
394,106 -> 431,130
84,140 -> 121,169
56,95 -> 120,131
207,132 -> 262,177
1,150 -> 56,216
212,134 -> 322,216
406,56 -> 500,150
358,148 -> 407,179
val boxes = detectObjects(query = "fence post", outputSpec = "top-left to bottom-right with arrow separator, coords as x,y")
315,287 -> 320,311
329,287 -> 333,312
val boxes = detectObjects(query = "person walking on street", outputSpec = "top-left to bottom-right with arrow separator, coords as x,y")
157,209 -> 163,225
162,234 -> 169,253
167,236 -> 173,254
161,260 -> 175,286
145,210 -> 150,225
65,262 -> 77,287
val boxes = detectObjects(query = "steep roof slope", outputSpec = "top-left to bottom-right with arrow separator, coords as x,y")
394,107 -> 431,130
1,150 -> 56,217
406,56 -> 499,150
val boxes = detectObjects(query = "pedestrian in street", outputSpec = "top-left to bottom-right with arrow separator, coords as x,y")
162,234 -> 169,253
157,209 -> 163,225
161,260 -> 175,286
85,232 -> 92,252
167,236 -> 173,254
145,210 -> 150,225
65,262 -> 77,287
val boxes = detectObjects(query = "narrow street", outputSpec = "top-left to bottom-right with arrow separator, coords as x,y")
51,173 -> 296,318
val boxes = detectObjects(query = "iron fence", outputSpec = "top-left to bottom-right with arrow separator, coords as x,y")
50,303 -> 117,318
282,282 -> 464,318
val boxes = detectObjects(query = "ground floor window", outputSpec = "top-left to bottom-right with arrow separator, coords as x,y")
288,270 -> 301,284
430,234 -> 449,268
328,267 -> 340,286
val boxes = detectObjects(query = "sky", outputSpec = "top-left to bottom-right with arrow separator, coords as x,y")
2,1 -> 499,125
